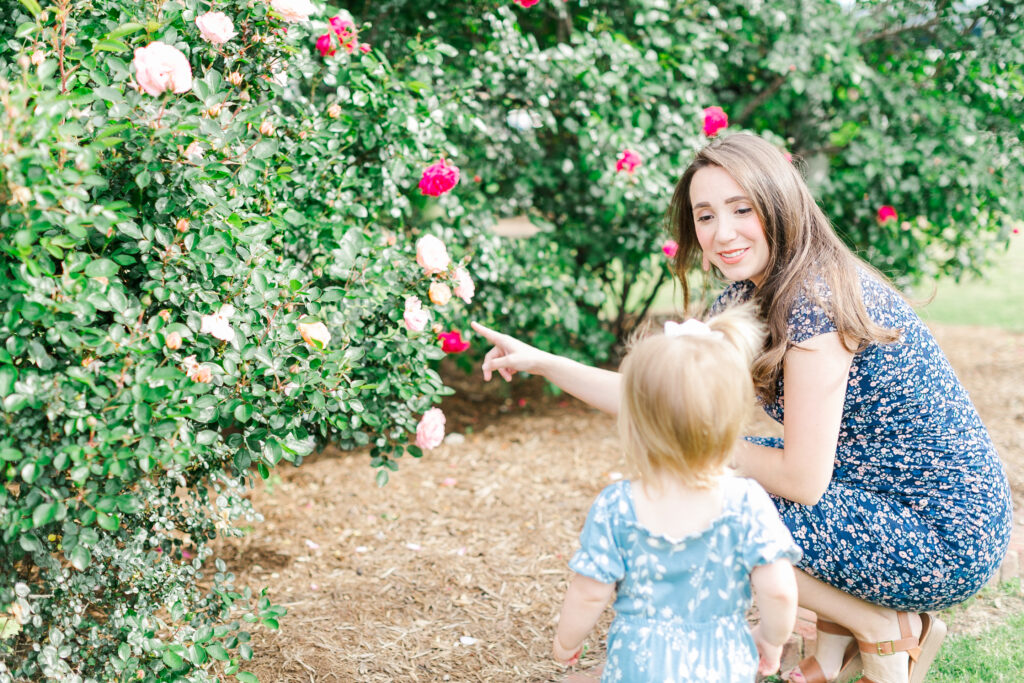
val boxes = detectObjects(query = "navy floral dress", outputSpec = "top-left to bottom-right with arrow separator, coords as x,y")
712,271 -> 1012,611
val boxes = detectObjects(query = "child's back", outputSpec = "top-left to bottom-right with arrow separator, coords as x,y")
572,476 -> 798,682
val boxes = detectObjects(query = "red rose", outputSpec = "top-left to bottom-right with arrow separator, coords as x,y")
877,205 -> 898,223
438,330 -> 470,353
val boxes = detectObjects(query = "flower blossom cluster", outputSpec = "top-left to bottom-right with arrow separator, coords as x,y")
403,236 -> 476,355
270,0 -> 315,23
317,16 -> 371,57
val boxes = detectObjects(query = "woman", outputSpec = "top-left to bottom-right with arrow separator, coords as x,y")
472,133 -> 1012,683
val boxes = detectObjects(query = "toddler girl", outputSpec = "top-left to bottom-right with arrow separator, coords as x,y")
552,306 -> 801,681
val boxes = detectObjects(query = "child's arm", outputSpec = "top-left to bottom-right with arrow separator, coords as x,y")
552,572 -> 616,665
749,559 -> 798,675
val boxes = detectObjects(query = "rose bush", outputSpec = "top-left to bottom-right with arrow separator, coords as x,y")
0,0 -> 479,678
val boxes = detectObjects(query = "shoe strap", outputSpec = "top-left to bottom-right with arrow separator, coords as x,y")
857,611 -> 921,656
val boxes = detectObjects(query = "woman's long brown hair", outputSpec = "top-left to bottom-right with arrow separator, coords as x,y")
667,133 -> 899,402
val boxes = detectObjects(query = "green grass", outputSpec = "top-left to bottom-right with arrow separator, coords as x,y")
929,582 -> 1024,682
913,236 -> 1024,332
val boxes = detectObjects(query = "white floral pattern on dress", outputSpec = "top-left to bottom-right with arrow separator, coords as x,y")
570,477 -> 801,682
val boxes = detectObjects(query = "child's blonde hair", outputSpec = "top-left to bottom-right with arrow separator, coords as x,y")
618,304 -> 765,489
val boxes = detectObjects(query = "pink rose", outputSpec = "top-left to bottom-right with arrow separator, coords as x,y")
428,282 -> 452,306
415,408 -> 446,450
616,149 -> 641,174
132,42 -> 193,97
329,16 -> 353,35
415,235 -> 450,275
514,0 -> 539,6
877,205 -> 898,223
359,43 -> 371,54
316,33 -> 336,57
662,240 -> 679,258
702,106 -> 728,137
403,296 -> 429,332
270,0 -> 315,23
195,11 -> 237,45
453,267 -> 475,304
438,331 -> 470,354
418,159 -> 460,197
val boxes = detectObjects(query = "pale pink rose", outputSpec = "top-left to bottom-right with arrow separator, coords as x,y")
327,103 -> 342,118
184,141 -> 204,161
415,235 -> 450,275
452,267 -> 475,304
702,106 -> 728,137
195,11 -> 237,45
269,0 -> 315,23
183,355 -> 212,383
259,120 -> 274,136
662,240 -> 679,258
227,71 -> 243,86
165,331 -> 183,350
200,304 -> 235,342
132,41 -> 193,97
175,218 -> 189,232
415,408 -> 446,450
403,296 -> 429,332
418,159 -> 460,197
616,149 -> 641,174
428,282 -> 452,306
298,320 -> 331,349
30,50 -> 45,66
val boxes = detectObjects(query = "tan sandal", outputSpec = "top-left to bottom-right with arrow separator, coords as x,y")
786,620 -> 862,683
854,612 -> 946,683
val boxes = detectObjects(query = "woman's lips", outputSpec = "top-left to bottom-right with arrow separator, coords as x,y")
718,247 -> 749,264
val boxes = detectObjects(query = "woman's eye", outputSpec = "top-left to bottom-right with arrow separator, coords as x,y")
736,207 -> 752,215
696,214 -> 713,223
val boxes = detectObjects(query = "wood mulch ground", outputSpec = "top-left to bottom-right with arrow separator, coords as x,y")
219,323 -> 1024,682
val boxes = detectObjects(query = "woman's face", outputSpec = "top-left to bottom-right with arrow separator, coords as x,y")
689,165 -> 770,287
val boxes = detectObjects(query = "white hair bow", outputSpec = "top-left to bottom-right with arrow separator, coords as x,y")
664,318 -> 723,340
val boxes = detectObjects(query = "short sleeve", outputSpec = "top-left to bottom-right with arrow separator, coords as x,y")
709,280 -> 756,316
568,485 -> 627,585
788,282 -> 837,344
737,479 -> 802,571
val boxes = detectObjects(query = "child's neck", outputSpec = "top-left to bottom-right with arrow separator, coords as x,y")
631,475 -> 726,540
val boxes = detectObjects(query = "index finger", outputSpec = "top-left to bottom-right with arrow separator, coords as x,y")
470,321 -> 504,343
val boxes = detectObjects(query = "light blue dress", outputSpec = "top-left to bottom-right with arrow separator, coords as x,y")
570,477 -> 801,683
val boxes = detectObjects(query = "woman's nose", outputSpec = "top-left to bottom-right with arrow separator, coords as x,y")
715,215 -> 738,242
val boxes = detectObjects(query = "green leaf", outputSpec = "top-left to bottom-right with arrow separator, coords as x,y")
206,642 -> 229,660
162,648 -> 183,669
95,39 -> 130,53
85,258 -> 119,278
0,366 -> 15,398
236,673 -> 259,683
106,22 -> 145,39
17,0 -> 41,18
69,545 -> 91,571
32,501 -> 59,527
253,140 -> 278,159
96,511 -> 120,531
